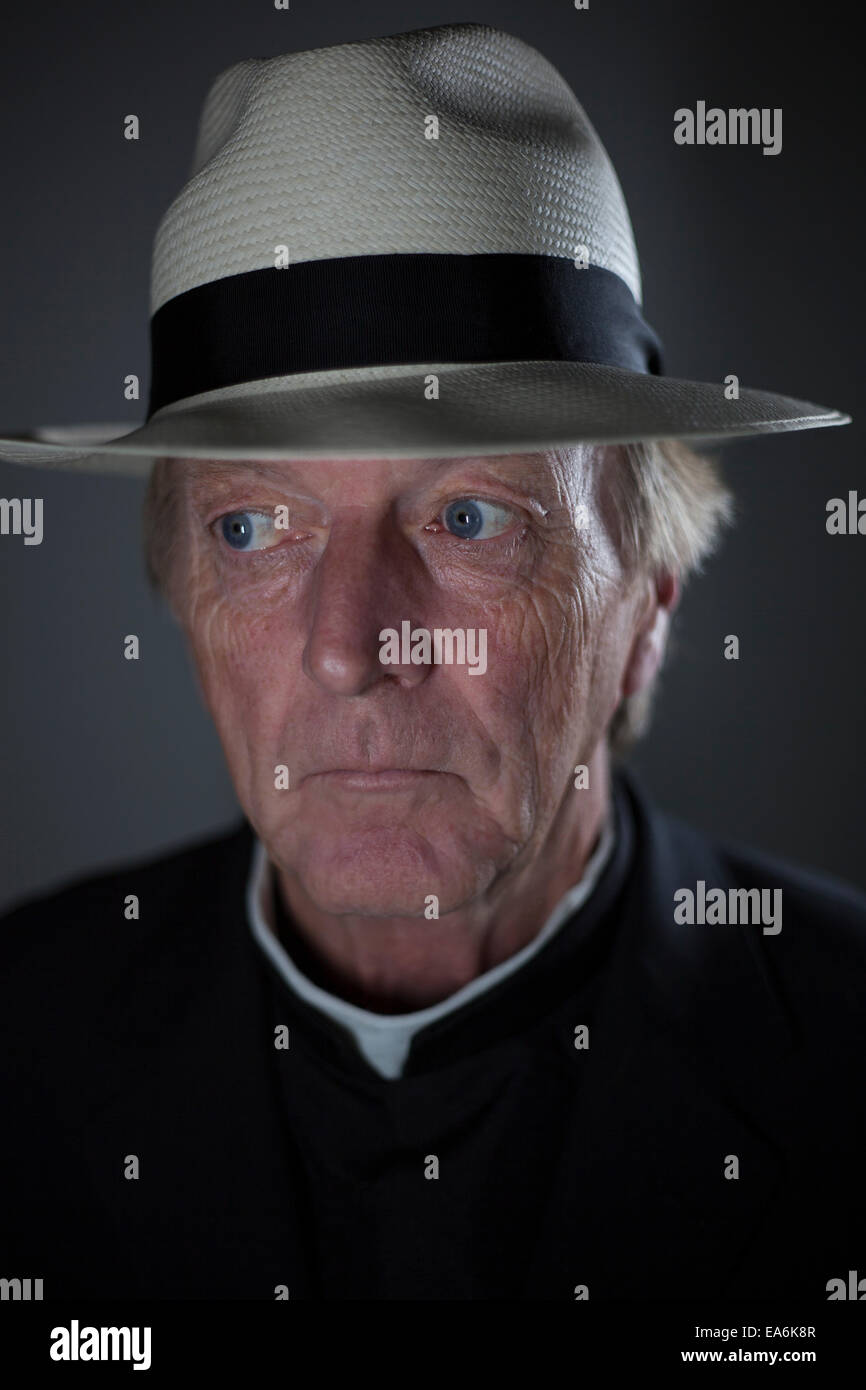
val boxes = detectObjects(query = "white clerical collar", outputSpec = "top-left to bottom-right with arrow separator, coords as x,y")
246,812 -> 616,1081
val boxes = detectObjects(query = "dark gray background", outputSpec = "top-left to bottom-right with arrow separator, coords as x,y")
1,0 -> 862,911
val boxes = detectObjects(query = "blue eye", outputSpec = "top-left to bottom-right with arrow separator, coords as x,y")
218,511 -> 279,552
221,513 -> 253,549
443,498 -> 512,540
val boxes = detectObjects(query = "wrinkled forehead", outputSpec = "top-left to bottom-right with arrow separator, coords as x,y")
162,444 -> 611,509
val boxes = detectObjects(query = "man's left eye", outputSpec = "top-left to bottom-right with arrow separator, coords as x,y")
215,510 -> 281,552
441,498 -> 513,540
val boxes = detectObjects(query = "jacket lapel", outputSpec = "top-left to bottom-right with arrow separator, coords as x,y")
51,824 -> 312,1298
523,784 -> 798,1298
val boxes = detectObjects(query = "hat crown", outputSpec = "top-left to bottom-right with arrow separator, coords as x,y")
150,22 -> 642,314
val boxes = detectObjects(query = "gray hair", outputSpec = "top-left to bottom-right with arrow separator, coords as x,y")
603,437 -> 734,753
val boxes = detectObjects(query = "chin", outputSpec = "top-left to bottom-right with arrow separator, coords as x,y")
286,824 -> 495,918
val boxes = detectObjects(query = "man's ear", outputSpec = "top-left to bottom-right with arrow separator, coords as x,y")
619,569 -> 680,700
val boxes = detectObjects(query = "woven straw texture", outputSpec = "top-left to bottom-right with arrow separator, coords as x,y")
151,23 -> 642,312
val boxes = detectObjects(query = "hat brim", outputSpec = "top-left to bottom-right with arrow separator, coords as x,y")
0,361 -> 850,477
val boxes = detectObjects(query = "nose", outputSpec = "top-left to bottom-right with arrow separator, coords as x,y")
302,511 -> 430,696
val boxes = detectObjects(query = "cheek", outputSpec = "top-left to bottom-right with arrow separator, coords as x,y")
501,525 -> 633,763
504,530 -> 618,699
182,551 -> 298,736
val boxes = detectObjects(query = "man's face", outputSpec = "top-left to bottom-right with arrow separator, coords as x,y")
173,448 -> 647,917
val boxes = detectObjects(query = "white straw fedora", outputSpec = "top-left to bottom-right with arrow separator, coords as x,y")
0,21 -> 850,477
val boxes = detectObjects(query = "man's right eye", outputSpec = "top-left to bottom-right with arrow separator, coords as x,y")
214,510 -> 282,552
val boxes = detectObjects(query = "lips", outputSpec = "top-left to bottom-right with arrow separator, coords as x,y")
305,769 -> 444,790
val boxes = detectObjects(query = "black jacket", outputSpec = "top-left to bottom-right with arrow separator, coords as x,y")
1,773 -> 864,1300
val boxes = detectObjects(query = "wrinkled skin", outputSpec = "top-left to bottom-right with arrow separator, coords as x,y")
171,447 -> 677,1011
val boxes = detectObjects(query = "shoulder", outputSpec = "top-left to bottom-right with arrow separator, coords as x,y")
635,781 -> 866,1040
0,819 -> 253,986
676,807 -> 866,957
714,830 -> 866,1022
621,770 -> 866,934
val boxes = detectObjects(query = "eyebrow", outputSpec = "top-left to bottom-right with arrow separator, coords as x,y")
184,459 -> 310,488
181,453 -> 564,511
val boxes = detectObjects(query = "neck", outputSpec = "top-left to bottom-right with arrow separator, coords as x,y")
271,747 -> 612,1013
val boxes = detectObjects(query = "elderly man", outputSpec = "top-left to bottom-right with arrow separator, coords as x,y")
1,22 -> 864,1303
145,440 -> 690,1017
